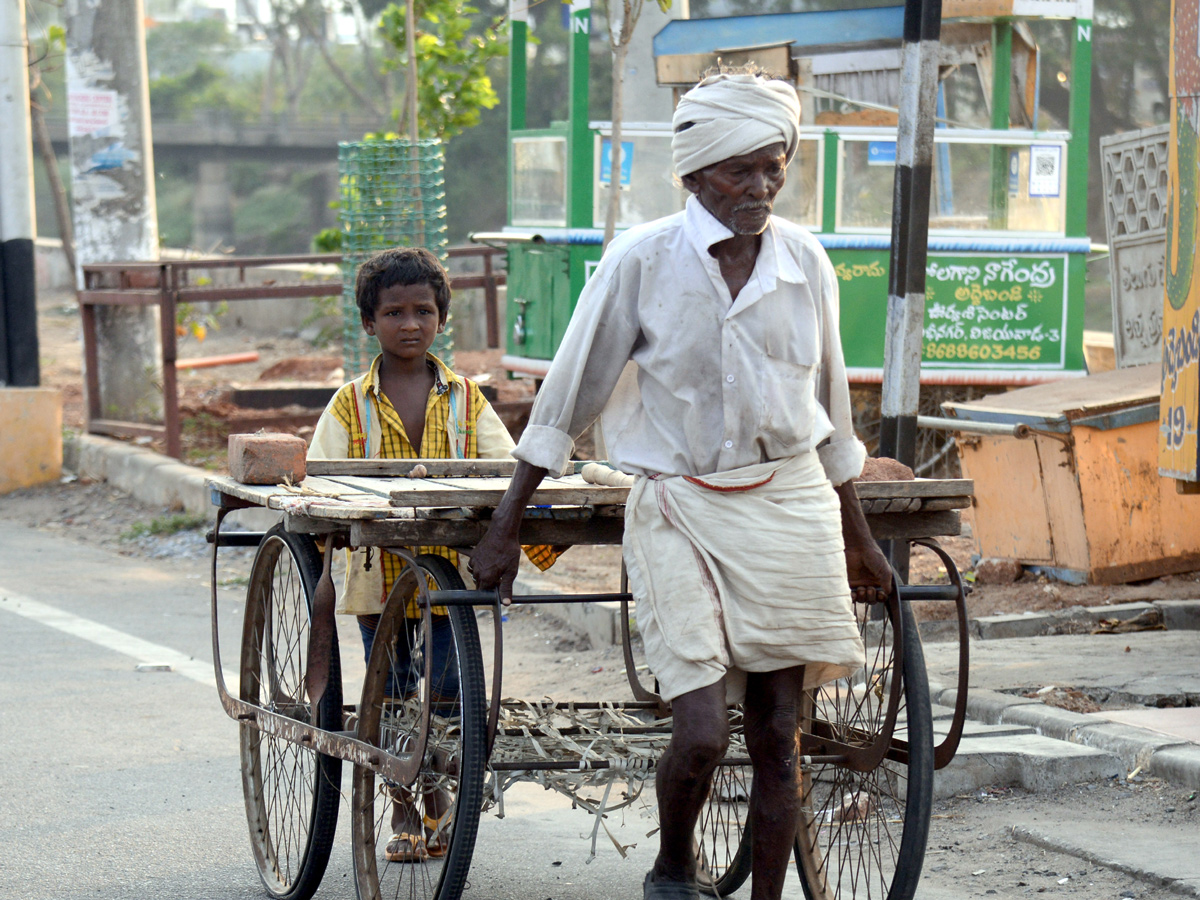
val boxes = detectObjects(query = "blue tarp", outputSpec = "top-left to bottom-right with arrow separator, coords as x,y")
652,6 -> 907,59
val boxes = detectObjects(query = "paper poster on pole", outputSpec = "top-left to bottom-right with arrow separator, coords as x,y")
68,89 -> 119,137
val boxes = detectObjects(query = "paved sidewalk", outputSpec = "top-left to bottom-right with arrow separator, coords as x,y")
925,629 -> 1200,791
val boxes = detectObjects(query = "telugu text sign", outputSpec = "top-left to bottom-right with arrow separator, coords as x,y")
922,255 -> 1068,367
835,252 -> 1069,370
1112,235 -> 1166,368
1161,85 -> 1200,478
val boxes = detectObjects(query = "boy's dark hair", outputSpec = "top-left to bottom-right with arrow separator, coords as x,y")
355,247 -> 451,322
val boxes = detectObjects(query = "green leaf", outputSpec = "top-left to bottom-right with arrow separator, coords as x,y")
376,0 -> 508,140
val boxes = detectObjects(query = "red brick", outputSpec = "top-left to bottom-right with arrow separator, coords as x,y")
228,432 -> 307,485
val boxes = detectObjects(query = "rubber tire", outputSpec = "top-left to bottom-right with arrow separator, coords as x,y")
239,525 -> 343,900
351,553 -> 487,900
795,599 -> 934,900
696,757 -> 754,897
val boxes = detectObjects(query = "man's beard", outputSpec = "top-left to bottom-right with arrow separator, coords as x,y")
729,201 -> 773,235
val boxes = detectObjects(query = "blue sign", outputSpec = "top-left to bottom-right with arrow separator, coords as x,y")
867,141 -> 896,166
86,142 -> 136,174
1008,150 -> 1021,195
599,138 -> 634,187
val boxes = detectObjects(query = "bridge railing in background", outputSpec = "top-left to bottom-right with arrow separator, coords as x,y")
78,245 -> 506,459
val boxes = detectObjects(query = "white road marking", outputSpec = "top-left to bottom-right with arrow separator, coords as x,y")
0,588 -> 238,689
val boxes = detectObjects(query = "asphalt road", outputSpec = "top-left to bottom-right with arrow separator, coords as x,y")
1,515 -> 1188,900
0,517 -> 665,900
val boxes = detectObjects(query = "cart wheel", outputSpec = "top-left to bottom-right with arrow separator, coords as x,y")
239,525 -> 342,900
794,598 -> 934,900
352,554 -> 487,900
695,753 -> 754,897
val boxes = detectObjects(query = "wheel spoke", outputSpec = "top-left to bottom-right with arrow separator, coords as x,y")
796,599 -> 932,900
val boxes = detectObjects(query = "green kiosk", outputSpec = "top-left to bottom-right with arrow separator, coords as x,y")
483,0 -> 1095,463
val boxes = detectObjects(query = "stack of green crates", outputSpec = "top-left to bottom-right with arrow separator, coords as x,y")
337,138 -> 450,377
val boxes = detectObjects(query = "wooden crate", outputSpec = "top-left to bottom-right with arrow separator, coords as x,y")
949,365 -> 1200,584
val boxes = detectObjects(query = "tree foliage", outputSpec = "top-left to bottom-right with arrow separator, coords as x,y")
145,19 -> 239,80
377,0 -> 507,140
150,61 -> 255,121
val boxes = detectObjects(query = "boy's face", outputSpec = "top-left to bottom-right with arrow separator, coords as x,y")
363,282 -> 445,362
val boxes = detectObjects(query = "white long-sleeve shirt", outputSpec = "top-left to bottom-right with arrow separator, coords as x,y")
514,196 -> 867,485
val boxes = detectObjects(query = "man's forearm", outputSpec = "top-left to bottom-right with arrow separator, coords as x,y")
489,460 -> 549,540
835,479 -> 893,601
469,459 -> 551,599
834,480 -> 873,550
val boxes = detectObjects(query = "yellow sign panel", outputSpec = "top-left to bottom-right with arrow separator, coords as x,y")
1162,0 -> 1200,480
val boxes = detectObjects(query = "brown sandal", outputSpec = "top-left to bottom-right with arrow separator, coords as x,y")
385,832 -> 429,863
423,811 -> 452,858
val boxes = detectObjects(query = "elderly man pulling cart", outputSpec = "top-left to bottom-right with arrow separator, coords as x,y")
471,67 -> 894,900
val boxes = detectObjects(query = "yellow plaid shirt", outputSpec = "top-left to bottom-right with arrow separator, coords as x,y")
325,353 -> 557,615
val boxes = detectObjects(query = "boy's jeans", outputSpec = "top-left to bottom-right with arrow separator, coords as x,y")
358,613 -> 460,701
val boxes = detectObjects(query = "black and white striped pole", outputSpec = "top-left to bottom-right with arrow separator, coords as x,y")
879,0 -> 942,576
0,0 -> 40,387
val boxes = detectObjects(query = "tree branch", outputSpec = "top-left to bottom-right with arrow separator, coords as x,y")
297,10 -> 385,118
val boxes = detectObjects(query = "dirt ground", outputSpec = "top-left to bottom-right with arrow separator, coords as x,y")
922,776 -> 1197,899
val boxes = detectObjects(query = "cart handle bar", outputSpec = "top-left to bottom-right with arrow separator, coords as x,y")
206,530 -> 266,547
427,584 -> 960,607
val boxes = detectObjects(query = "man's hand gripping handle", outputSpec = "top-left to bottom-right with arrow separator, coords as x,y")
467,460 -> 549,605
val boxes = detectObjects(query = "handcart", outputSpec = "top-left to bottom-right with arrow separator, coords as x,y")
207,459 -> 973,900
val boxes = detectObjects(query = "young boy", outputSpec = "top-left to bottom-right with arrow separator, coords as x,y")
308,247 -> 552,862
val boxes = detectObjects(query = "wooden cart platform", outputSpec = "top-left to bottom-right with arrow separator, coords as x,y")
209,465 -> 972,549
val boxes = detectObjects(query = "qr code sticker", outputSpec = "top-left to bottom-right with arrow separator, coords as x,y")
1029,146 -> 1060,197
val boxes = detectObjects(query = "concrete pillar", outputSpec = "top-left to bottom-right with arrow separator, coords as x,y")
65,0 -> 162,422
307,161 -> 339,235
192,156 -> 234,253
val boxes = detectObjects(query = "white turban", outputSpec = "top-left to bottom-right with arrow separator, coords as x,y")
671,73 -> 801,178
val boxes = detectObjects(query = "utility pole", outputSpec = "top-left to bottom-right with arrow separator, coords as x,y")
878,0 -> 942,579
64,0 -> 161,422
0,0 -> 39,387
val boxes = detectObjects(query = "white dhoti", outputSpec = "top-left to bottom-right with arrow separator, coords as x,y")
623,451 -> 866,703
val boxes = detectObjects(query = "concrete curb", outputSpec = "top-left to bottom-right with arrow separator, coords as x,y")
65,432 -> 213,518
934,733 -> 1121,797
934,685 -> 1200,790
63,431 -> 279,530
971,600 -> 1200,639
